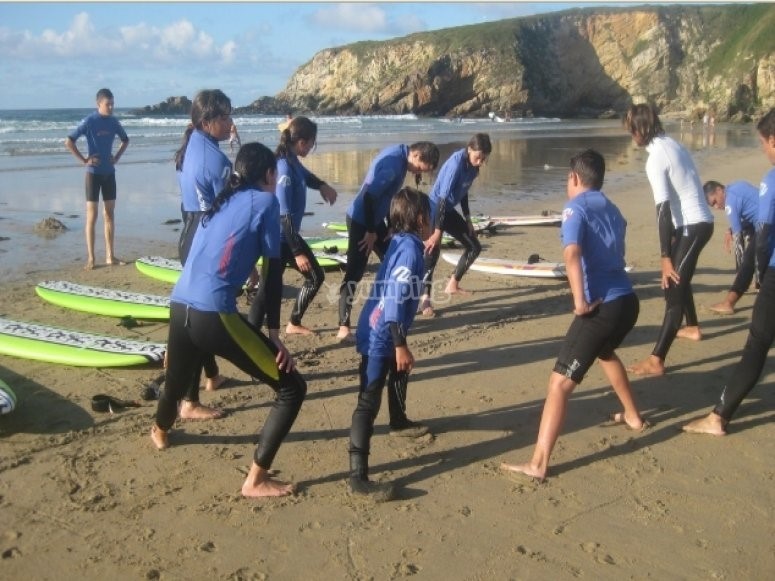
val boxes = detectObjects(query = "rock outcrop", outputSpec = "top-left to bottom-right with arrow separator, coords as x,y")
129,96 -> 192,116
273,4 -> 775,120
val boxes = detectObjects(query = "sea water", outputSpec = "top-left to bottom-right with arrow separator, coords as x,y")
0,109 -> 759,280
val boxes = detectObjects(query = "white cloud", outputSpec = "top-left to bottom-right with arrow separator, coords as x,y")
1,12 -> 236,65
309,3 -> 426,36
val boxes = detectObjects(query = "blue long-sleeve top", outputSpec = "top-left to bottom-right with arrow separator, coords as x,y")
429,148 -> 479,228
347,144 -> 409,230
178,129 -> 232,212
276,152 -> 325,254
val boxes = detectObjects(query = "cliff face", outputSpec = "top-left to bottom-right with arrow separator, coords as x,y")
271,4 -> 775,120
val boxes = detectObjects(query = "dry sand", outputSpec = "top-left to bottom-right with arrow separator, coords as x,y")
1,144 -> 774,580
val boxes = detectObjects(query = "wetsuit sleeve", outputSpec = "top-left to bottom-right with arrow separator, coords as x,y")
727,200 -> 743,235
756,223 -> 772,282
301,166 -> 325,190
281,214 -> 304,256
656,201 -> 674,258
461,195 -> 471,219
434,198 -> 447,230
263,257 -> 283,330
363,190 -> 377,232
389,322 -> 407,347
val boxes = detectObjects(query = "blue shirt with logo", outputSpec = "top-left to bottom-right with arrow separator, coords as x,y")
356,232 -> 425,358
758,167 -> 775,268
276,152 -> 316,240
67,111 -> 129,176
561,189 -> 632,304
171,188 -> 280,313
724,180 -> 759,234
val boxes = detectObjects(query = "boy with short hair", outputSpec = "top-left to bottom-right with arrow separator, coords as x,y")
501,149 -> 647,483
65,88 -> 130,270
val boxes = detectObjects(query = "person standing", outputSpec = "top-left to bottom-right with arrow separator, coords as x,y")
623,103 -> 714,377
703,180 -> 760,314
248,116 -> 338,336
337,142 -> 439,341
151,142 -> 306,498
173,89 -> 234,416
348,187 -> 431,500
682,108 -> 775,436
419,133 -> 491,316
500,149 -> 646,483
65,88 -> 129,270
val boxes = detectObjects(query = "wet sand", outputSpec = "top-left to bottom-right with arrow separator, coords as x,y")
1,144 -> 774,579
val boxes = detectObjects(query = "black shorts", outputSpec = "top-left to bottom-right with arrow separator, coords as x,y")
85,172 -> 117,203
553,293 -> 639,383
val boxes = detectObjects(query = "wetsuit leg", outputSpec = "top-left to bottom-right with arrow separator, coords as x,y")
386,365 -> 410,427
422,245 -> 441,296
444,209 -> 482,282
350,355 -> 388,458
289,238 -> 325,326
653,222 -> 713,359
178,210 -> 203,266
187,310 -> 307,470
248,243 -> 292,330
713,268 -> 775,421
731,227 -> 757,295
156,302 -> 206,430
338,220 -> 388,327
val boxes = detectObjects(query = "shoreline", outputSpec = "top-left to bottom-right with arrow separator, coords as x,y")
2,142 -> 775,578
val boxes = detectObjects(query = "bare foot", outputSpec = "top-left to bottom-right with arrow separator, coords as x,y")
84,260 -> 95,271
708,302 -> 734,316
445,280 -> 472,296
336,326 -> 354,342
676,326 -> 702,341
607,411 -> 650,432
241,463 -> 295,498
286,322 -> 315,336
500,461 -> 545,483
178,401 -> 226,420
682,412 -> 727,436
150,425 -> 169,450
204,374 -> 226,392
627,356 -> 665,377
106,257 -> 127,266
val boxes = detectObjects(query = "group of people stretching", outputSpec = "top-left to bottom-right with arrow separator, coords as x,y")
143,90 -> 775,500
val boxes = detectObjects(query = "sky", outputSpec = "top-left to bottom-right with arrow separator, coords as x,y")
0,1 -> 663,110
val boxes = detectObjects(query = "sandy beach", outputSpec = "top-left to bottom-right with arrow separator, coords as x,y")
1,142 -> 774,579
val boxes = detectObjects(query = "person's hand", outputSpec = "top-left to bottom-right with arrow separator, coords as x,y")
358,231 -> 377,255
85,154 -> 100,167
660,256 -> 680,289
320,184 -> 338,206
424,231 -> 442,255
269,333 -> 295,372
395,345 -> 414,373
294,254 -> 311,273
574,298 -> 602,316
723,230 -> 733,254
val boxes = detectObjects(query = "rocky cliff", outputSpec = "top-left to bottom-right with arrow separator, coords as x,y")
264,4 -> 775,121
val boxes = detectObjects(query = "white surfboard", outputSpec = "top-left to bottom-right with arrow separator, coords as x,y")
487,213 -> 562,227
441,252 -> 566,279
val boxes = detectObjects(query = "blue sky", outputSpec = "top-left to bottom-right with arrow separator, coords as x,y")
1,1 -> 647,109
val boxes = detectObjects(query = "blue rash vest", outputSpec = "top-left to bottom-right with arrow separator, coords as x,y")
276,152 -> 324,242
355,232 -> 425,358
429,148 -> 479,224
560,189 -> 633,304
724,180 -> 759,234
347,145 -> 409,229
179,129 -> 232,212
171,188 -> 280,313
67,111 -> 129,176
758,167 -> 775,268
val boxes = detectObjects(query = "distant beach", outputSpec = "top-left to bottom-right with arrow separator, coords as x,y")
0,110 -> 759,280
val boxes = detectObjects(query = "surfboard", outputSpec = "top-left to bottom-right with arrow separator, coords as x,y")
0,317 -> 166,367
441,252 -> 566,279
305,237 -> 348,254
487,213 -> 563,227
136,252 -> 347,285
322,221 -> 348,233
35,281 -> 171,320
